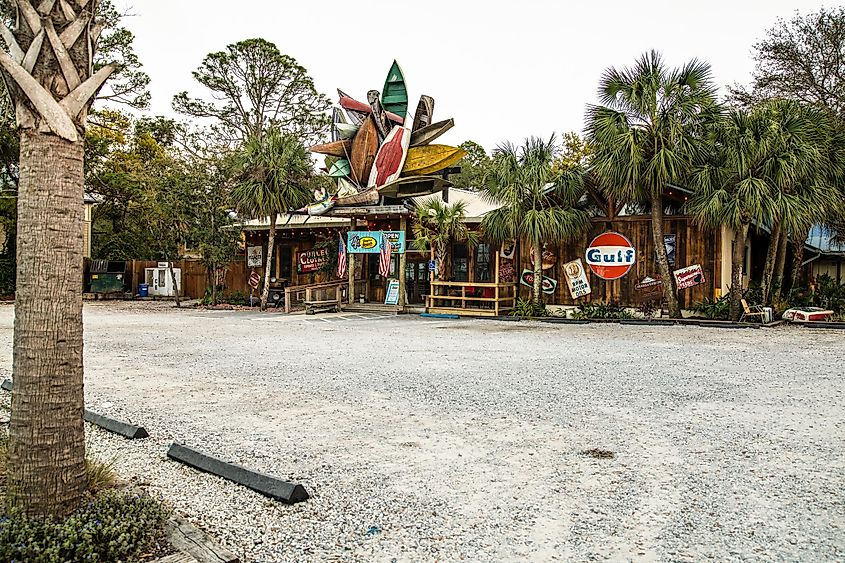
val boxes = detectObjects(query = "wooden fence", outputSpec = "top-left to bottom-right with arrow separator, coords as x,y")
126,259 -> 249,300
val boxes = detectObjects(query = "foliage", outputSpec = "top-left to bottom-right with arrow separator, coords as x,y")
83,457 -> 118,494
173,38 -> 331,145
815,273 -> 845,315
0,491 -> 170,563
690,296 -> 730,319
93,0 -> 152,110
509,298 -> 549,318
450,141 -> 490,191
586,50 -> 719,318
571,302 -> 634,320
730,7 -> 845,117
230,129 -> 313,219
412,198 -> 478,281
557,131 -> 593,171
481,136 -> 589,303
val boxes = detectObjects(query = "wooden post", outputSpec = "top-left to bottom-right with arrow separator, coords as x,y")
348,218 -> 356,304
494,250 -> 500,316
398,216 -> 407,310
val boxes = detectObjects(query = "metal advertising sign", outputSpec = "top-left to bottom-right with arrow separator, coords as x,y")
248,271 -> 260,289
520,269 -> 558,295
585,232 -> 636,280
297,247 -> 329,274
384,279 -> 400,305
531,246 -> 558,270
634,276 -> 665,302
347,231 -> 406,254
247,246 -> 263,268
673,264 -> 706,290
562,259 -> 591,299
500,239 -> 516,259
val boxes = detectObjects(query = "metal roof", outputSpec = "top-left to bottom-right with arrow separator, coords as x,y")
806,225 -> 845,255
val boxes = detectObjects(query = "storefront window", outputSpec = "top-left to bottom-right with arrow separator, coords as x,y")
453,243 -> 468,281
475,243 -> 491,281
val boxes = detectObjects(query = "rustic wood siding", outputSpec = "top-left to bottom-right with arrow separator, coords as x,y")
513,216 -> 718,308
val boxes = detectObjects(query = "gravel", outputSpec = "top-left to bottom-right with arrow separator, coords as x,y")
0,301 -> 843,562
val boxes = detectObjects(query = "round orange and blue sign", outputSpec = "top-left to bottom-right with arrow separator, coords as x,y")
586,232 -> 636,280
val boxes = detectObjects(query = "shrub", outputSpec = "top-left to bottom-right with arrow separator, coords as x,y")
0,490 -> 171,563
509,298 -> 549,318
691,296 -> 730,319
571,302 -> 634,320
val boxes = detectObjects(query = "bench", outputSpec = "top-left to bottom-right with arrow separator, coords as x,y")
305,300 -> 340,315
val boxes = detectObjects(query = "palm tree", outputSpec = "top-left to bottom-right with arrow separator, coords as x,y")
481,136 -> 589,304
762,106 -> 845,302
2,0 -> 120,516
688,100 -> 824,319
412,198 -> 478,281
231,129 -> 312,309
586,51 -> 719,318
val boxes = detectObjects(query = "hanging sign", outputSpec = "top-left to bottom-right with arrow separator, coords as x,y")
531,246 -> 558,270
520,269 -> 558,295
500,239 -> 516,259
635,276 -> 665,302
247,246 -> 263,267
562,259 -> 591,299
297,247 -> 329,274
384,279 -> 400,305
585,232 -> 636,280
347,231 -> 406,253
673,264 -> 706,289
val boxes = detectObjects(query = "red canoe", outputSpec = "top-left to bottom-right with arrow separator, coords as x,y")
340,96 -> 403,124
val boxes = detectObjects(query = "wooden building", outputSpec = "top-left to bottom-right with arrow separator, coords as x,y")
239,187 -> 759,314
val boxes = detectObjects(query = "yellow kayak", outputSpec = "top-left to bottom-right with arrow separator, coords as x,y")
402,144 -> 466,176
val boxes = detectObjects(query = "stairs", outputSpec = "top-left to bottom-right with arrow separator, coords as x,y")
341,302 -> 400,315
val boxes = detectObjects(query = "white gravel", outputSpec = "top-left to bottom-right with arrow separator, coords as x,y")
0,301 -> 843,562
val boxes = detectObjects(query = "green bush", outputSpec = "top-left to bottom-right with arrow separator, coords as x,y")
509,298 -> 549,318
571,301 -> 634,320
691,296 -> 730,319
0,490 -> 171,563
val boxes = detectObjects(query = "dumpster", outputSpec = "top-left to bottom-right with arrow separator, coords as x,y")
138,283 -> 149,297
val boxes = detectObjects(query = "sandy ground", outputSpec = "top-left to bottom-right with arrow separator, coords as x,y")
0,301 -> 843,562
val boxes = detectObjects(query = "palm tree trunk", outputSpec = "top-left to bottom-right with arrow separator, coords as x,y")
8,132 -> 87,517
729,223 -> 750,320
651,193 -> 680,318
532,243 -> 543,304
789,231 -> 808,292
772,229 -> 788,298
436,240 -> 447,282
761,221 -> 781,304
261,212 -> 277,310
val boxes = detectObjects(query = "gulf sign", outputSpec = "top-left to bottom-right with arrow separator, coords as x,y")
585,232 -> 636,280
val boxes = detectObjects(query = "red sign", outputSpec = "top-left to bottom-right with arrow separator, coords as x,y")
585,232 -> 636,280
673,264 -> 705,289
249,272 -> 260,289
297,247 -> 329,274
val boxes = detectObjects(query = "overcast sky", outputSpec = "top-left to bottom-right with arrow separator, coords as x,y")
123,1 -> 830,152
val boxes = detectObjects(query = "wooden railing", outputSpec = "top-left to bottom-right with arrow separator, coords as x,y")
426,281 -> 518,317
284,280 -> 368,313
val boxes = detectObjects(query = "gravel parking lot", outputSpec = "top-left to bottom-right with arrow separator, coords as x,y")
1,302 -> 843,562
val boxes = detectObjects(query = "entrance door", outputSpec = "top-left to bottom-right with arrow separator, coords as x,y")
405,258 -> 430,304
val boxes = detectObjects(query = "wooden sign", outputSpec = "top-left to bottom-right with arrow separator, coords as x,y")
297,247 -> 329,274
520,269 -> 557,295
562,259 -> 591,299
634,276 -> 664,302
673,264 -> 705,289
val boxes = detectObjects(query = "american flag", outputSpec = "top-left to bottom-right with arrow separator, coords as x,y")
337,233 -> 347,279
379,232 -> 391,277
